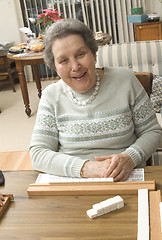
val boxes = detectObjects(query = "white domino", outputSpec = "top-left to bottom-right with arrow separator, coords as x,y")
100,199 -> 111,213
86,209 -> 98,219
112,195 -> 124,209
49,177 -> 114,184
86,195 -> 124,219
92,203 -> 105,216
109,198 -> 117,211
160,202 -> 162,232
137,189 -> 149,240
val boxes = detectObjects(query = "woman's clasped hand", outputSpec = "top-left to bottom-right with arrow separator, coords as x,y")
81,153 -> 135,181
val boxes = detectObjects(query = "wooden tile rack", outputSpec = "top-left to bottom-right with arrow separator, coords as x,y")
27,180 -> 156,196
149,190 -> 162,240
0,194 -> 14,218
27,179 -> 162,239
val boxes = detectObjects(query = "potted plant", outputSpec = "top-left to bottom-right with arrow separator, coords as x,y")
36,9 -> 63,34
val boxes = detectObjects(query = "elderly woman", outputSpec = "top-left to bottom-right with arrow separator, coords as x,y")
29,18 -> 162,181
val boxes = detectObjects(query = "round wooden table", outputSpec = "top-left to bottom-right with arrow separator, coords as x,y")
7,52 -> 44,116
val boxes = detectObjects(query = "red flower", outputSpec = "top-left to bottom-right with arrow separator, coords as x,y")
37,9 -> 63,34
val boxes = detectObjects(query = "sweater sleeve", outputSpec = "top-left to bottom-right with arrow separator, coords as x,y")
123,73 -> 162,166
29,86 -> 88,178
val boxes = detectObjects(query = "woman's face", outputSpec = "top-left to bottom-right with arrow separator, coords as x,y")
52,34 -> 97,93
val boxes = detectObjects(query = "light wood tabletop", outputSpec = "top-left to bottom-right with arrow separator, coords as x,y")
0,151 -> 33,171
0,166 -> 162,240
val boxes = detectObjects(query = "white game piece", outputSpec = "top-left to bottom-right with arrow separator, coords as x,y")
106,177 -> 114,182
111,195 -> 124,209
137,189 -> 149,240
117,196 -> 124,209
94,178 -> 101,182
68,178 -> 74,182
87,195 -> 124,219
93,203 -> 104,216
53,179 -> 60,183
88,178 -> 95,182
109,198 -> 117,211
100,200 -> 111,214
86,209 -> 98,219
48,176 -> 113,184
99,178 -> 114,182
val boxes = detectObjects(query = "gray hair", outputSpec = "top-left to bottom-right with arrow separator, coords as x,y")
43,18 -> 98,70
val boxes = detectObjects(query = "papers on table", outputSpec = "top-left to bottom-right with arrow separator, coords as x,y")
35,168 -> 144,184
126,168 -> 144,182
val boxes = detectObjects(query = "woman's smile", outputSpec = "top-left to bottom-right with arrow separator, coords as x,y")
72,72 -> 87,81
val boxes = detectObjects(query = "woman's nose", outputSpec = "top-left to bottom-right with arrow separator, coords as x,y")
71,60 -> 80,72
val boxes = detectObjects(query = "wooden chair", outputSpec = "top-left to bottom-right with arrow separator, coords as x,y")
0,50 -> 17,92
134,72 -> 153,97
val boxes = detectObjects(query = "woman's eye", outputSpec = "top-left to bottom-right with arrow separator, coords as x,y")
60,59 -> 68,64
77,52 -> 85,58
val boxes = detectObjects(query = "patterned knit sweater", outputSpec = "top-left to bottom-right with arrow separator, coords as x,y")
29,67 -> 162,177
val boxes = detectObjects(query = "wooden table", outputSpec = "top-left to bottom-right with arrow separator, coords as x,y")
7,52 -> 44,116
0,166 -> 162,239
0,151 -> 33,171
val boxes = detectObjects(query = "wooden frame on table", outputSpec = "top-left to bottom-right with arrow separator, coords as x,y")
27,180 -> 162,239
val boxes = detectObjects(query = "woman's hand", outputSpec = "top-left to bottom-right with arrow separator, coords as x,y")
81,159 -> 111,178
81,153 -> 135,181
0,193 -> 4,207
95,153 -> 135,181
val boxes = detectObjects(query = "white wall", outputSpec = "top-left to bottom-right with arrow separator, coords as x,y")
0,0 -> 24,45
146,0 -> 162,20
0,0 -> 33,81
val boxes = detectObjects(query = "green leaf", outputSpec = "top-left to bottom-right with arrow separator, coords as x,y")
36,18 -> 44,25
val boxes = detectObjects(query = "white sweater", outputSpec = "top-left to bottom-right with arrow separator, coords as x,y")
29,67 -> 162,177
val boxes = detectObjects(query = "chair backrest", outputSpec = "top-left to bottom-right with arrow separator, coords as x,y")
96,40 -> 162,75
134,72 -> 153,97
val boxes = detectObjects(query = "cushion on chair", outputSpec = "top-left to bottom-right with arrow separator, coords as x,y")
96,40 -> 162,75
151,75 -> 162,113
152,113 -> 162,165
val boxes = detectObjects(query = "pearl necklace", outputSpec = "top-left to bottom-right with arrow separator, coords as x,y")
68,72 -> 100,106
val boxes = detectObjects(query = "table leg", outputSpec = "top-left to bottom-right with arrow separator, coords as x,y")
16,62 -> 31,117
32,64 -> 42,98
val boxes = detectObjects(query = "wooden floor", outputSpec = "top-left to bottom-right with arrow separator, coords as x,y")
0,151 -> 33,171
